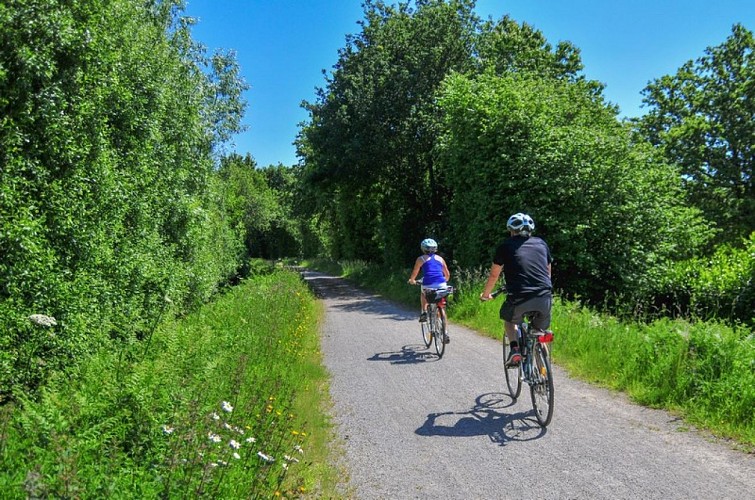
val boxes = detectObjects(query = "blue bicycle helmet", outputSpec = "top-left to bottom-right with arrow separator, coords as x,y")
420,238 -> 438,253
506,213 -> 535,235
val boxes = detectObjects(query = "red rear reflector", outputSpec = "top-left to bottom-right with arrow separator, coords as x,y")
539,332 -> 554,343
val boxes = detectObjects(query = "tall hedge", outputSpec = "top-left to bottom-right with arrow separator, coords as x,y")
437,72 -> 709,302
0,0 -> 245,399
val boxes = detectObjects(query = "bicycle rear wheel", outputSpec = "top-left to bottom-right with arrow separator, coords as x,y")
503,336 -> 522,399
433,307 -> 446,358
530,342 -> 554,426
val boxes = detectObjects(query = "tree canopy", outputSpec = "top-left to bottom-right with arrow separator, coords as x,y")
0,0 -> 247,396
636,24 -> 754,244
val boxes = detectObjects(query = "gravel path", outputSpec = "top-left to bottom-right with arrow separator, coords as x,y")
303,270 -> 754,500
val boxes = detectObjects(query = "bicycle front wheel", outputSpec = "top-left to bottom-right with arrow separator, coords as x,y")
530,342 -> 554,427
503,336 -> 522,399
421,317 -> 432,347
433,307 -> 446,358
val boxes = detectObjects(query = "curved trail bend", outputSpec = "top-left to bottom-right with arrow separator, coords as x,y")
304,270 -> 754,499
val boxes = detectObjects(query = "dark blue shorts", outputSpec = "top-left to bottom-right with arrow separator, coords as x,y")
500,294 -> 552,330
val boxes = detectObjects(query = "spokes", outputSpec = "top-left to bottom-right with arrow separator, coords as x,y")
529,343 -> 554,427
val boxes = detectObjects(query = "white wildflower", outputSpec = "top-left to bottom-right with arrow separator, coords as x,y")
246,437 -> 256,443
294,445 -> 304,454
282,463 -> 289,470
29,314 -> 57,328
221,401 -> 233,413
284,455 -> 300,463
229,439 -> 241,450
257,451 -> 274,462
233,452 -> 241,460
161,425 -> 174,435
208,432 -> 222,443
211,412 -> 220,421
223,422 -> 232,430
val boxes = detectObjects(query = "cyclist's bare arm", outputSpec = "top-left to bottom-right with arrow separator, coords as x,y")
480,263 -> 503,300
407,257 -> 424,285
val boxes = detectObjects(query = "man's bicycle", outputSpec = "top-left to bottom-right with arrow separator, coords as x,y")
414,279 -> 453,358
492,287 -> 555,427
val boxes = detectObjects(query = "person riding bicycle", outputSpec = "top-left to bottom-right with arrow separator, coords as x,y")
407,238 -> 451,325
479,213 -> 553,366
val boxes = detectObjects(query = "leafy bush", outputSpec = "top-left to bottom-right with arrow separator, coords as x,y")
0,0 -> 246,399
645,232 -> 754,326
0,269 -> 336,497
437,71 -> 709,304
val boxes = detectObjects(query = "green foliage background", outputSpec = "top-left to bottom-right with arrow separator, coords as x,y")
0,0 -> 247,398
298,1 -> 753,326
437,72 -> 709,300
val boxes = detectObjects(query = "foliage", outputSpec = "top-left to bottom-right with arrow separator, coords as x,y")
474,14 -> 586,83
0,268 -> 341,498
643,232 -> 755,326
0,0 -> 246,399
635,24 -> 754,244
553,304 -> 754,448
298,0 -> 482,265
297,0 -> 595,266
437,72 -> 708,301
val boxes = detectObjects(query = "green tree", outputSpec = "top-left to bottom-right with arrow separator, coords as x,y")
217,154 -> 304,261
636,24 -> 754,244
438,72 -> 709,301
0,0 -> 246,397
474,14 -> 585,82
298,0 -> 596,265
299,0 -> 479,264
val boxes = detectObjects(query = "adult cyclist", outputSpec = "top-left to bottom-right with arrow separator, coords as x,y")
479,213 -> 553,366
408,238 -> 451,337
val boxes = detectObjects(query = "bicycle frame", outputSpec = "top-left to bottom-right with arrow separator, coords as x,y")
414,280 -> 453,358
492,287 -> 555,427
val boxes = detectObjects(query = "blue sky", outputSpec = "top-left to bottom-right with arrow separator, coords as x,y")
184,0 -> 754,167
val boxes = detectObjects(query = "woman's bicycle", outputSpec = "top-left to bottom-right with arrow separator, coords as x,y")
492,287 -> 555,427
414,279 -> 453,358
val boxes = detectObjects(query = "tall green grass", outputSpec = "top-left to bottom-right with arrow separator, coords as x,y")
306,259 -> 755,449
0,268 -> 341,498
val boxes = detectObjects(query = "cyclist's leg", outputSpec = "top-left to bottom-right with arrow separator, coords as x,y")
439,303 -> 449,343
419,287 -> 429,321
501,298 -> 523,365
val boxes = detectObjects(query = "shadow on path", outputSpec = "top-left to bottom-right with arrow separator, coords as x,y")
368,344 -> 439,364
415,392 -> 546,445
302,270 -> 416,322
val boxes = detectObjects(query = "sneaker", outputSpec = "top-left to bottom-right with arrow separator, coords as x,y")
505,348 -> 521,367
443,333 -> 450,344
419,312 -> 428,323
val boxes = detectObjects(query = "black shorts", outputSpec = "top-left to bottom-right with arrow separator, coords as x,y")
499,293 -> 552,330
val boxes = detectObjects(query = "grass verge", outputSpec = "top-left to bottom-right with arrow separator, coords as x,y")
0,267 -> 342,498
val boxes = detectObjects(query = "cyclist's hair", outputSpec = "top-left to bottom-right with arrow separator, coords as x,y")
506,213 -> 535,235
420,238 -> 438,253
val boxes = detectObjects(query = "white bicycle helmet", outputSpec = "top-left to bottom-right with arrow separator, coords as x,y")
420,238 -> 438,253
506,213 -> 535,235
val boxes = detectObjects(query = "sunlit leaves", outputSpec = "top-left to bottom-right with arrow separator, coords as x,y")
637,24 -> 754,243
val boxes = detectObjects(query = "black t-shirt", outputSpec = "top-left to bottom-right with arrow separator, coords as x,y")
493,235 -> 553,298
